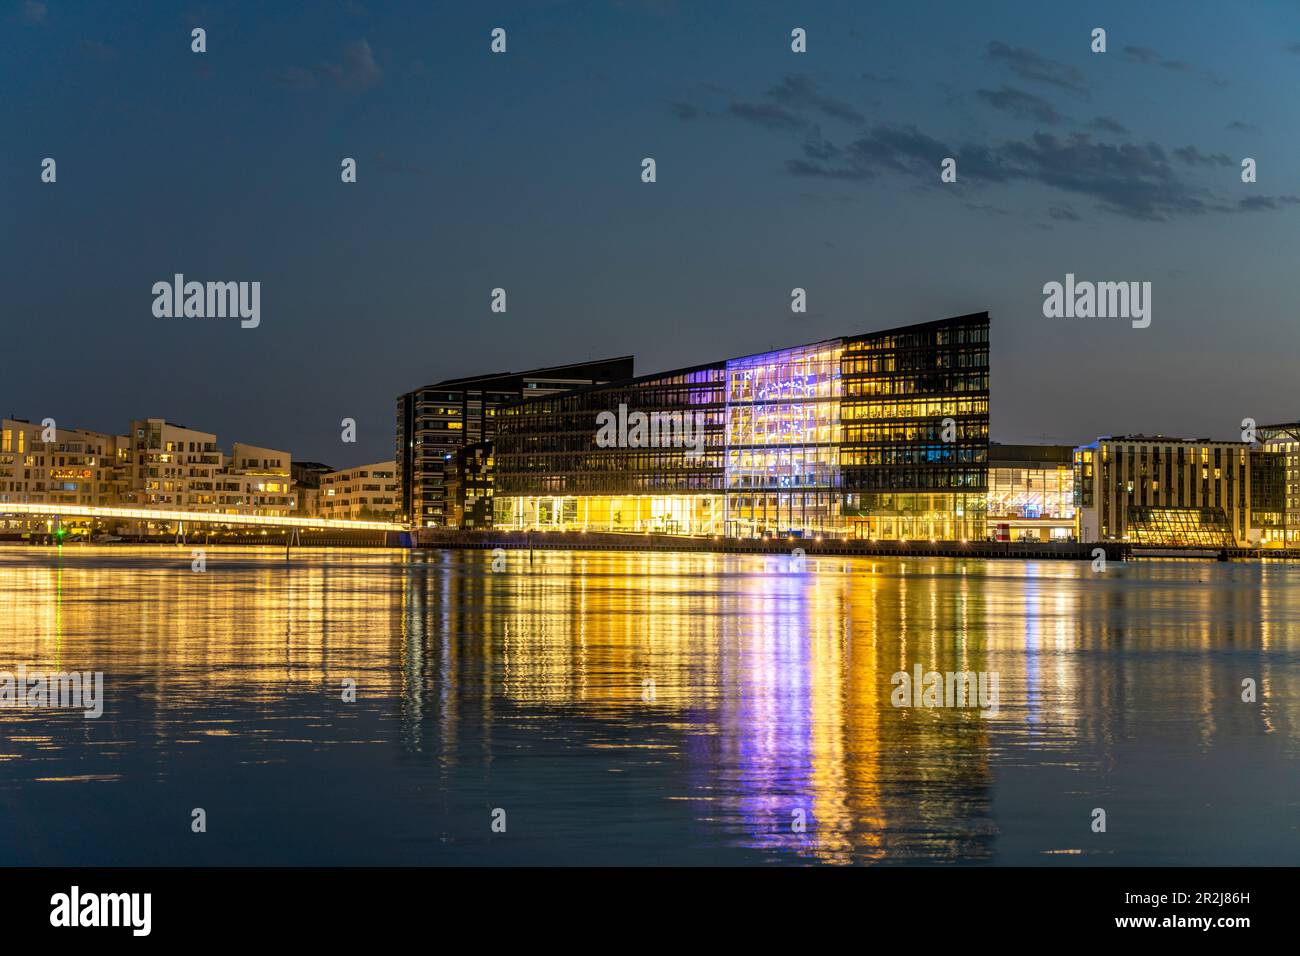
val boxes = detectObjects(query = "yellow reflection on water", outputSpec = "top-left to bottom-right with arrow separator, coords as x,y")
1,545 -> 1296,864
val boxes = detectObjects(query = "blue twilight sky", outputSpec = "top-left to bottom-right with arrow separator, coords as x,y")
2,0 -> 1299,466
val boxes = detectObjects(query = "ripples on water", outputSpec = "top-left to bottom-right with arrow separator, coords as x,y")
0,545 -> 1296,865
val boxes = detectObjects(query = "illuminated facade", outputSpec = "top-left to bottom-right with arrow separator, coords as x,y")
0,418 -> 125,531
1258,423 -> 1300,546
492,362 -> 726,535
838,318 -> 989,540
220,442 -> 296,516
122,425 -> 298,517
492,312 -> 990,539
1073,436 -> 1285,547
725,342 -> 842,537
319,460 -> 399,521
395,358 -> 634,527
1126,506 -> 1235,547
986,444 -> 1076,541
1,415 -> 309,532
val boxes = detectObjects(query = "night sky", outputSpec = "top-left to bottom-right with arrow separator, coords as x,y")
3,0 -> 1299,467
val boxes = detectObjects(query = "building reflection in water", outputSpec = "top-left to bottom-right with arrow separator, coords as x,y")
1,546 -> 1296,864
394,551 -> 1006,863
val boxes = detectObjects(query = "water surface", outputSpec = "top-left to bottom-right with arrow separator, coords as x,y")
0,545 -> 1296,865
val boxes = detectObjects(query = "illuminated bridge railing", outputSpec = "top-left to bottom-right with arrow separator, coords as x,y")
0,502 -> 404,532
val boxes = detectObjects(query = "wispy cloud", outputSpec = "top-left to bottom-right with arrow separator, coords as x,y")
1123,45 -> 1190,71
728,101 -> 806,131
719,73 -> 868,133
277,38 -> 382,92
992,134 -> 1217,220
1172,145 -> 1232,167
975,86 -> 1064,125
787,123 -> 1013,184
764,74 -> 865,125
1087,116 -> 1129,135
1235,195 -> 1300,212
1123,45 -> 1228,86
790,126 -> 1286,222
985,41 -> 1087,96
688,61 -> 1267,223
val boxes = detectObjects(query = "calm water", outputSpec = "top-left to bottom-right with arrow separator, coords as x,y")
0,544 -> 1296,866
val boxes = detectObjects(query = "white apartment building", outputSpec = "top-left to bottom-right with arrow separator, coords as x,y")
125,418 -> 223,510
0,419 -> 124,529
318,461 -> 399,521
218,442 -> 296,516
1,416 -> 304,531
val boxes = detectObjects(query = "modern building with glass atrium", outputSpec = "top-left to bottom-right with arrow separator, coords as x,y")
1072,436 -> 1290,548
491,312 -> 990,540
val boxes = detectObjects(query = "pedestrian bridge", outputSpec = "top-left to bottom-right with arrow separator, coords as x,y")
0,502 -> 405,532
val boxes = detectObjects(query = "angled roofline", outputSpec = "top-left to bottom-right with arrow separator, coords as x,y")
402,356 -> 636,394
506,311 -> 991,407
1260,422 -> 1300,442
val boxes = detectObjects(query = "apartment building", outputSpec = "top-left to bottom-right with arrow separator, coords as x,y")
124,418 -> 223,510
0,416 -> 309,530
318,460 -> 399,521
0,419 -> 125,529
219,442 -> 296,516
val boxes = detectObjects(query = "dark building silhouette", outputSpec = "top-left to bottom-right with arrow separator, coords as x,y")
395,357 -> 634,526
442,441 -> 494,530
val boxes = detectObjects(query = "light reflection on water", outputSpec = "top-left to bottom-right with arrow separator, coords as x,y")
0,545 -> 1296,865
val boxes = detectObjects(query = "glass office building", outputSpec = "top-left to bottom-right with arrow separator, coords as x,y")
986,443 -> 1076,541
492,312 -> 990,539
395,357 -> 634,526
838,318 -> 989,539
490,362 -> 728,535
